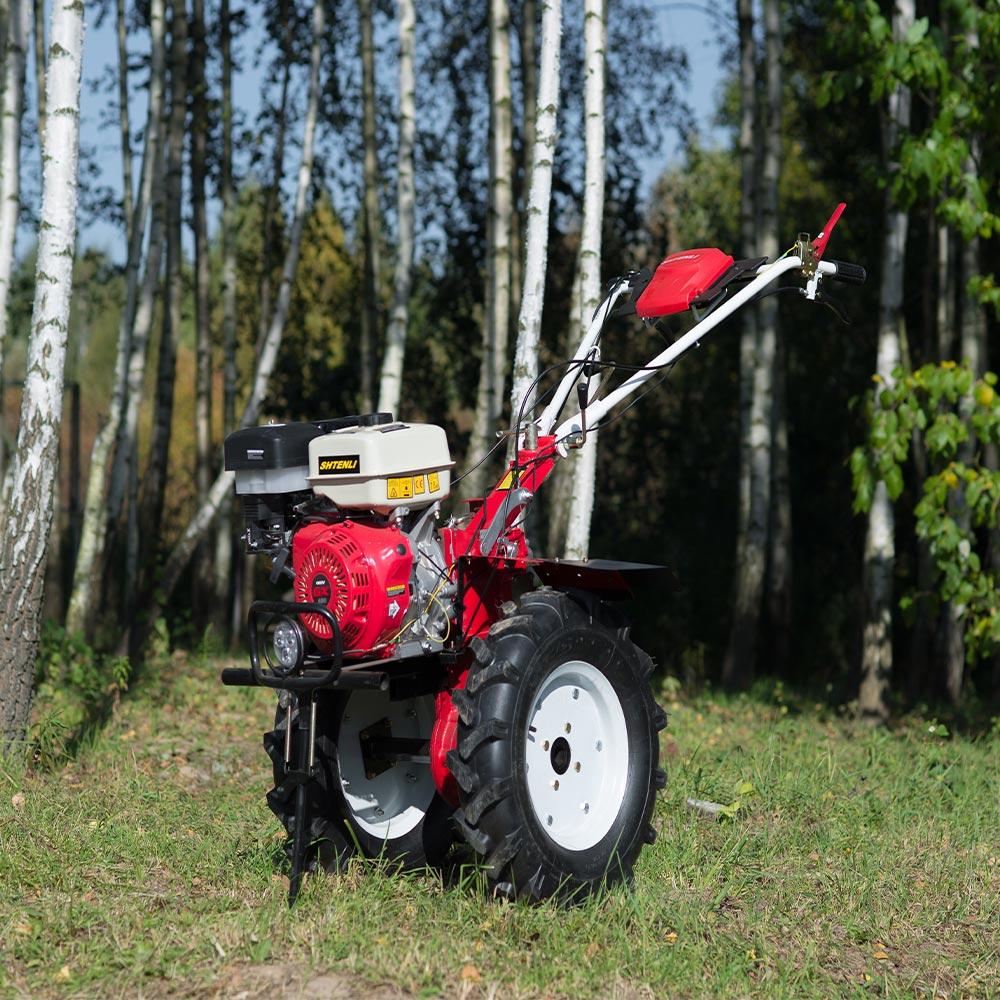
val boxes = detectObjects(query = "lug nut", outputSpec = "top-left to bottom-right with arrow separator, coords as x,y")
550,779 -> 560,791
542,740 -> 550,751
595,739 -> 603,751
406,772 -> 416,784
546,814 -> 553,826
564,722 -> 572,734
574,761 -> 581,773
581,802 -> 590,814
572,688 -> 579,700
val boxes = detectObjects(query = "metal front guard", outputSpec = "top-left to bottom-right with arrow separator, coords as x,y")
246,599 -> 344,691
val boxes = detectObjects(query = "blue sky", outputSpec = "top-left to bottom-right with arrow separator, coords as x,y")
22,2 -> 728,264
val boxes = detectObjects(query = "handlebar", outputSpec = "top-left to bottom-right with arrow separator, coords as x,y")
825,259 -> 867,286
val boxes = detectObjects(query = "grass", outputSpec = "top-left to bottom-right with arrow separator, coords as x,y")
1,654 -> 997,998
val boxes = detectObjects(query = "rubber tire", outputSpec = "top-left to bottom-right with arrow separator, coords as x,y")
264,690 -> 454,872
447,589 -> 666,903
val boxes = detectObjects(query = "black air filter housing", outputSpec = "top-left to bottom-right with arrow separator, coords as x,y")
224,413 -> 393,471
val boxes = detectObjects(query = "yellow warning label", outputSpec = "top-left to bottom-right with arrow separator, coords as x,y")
387,476 -> 413,500
428,472 -> 440,492
496,470 -> 515,490
413,474 -> 426,495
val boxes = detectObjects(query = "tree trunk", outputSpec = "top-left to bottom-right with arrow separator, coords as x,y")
936,217 -> 954,360
0,0 -> 31,485
943,225 -> 986,705
31,0 -> 44,166
768,329 -> 792,672
118,146 -> 167,616
212,0 -> 238,639
139,0 -> 187,564
135,0 -> 326,645
376,0 -> 416,418
0,0 -> 83,748
359,0 -> 379,412
723,0 -> 778,688
465,0 -> 513,497
858,0 -> 914,724
510,0 -> 536,328
509,0 -> 561,436
563,0 -> 606,561
64,0 -> 166,637
116,0 -> 132,239
256,0 -> 291,358
191,0 -> 211,510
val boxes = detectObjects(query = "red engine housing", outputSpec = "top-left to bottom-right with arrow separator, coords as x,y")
292,519 -> 413,656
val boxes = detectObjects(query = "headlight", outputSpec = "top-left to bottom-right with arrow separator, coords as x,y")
269,616 -> 305,674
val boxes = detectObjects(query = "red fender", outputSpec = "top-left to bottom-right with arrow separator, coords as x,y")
430,670 -> 468,807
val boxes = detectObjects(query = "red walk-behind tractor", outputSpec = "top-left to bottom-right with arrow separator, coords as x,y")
221,207 -> 864,904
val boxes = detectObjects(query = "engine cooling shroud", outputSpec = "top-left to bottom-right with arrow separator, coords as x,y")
292,520 -> 413,655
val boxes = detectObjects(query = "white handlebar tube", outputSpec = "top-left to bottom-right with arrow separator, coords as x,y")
536,278 -> 631,438
552,254 -> 809,450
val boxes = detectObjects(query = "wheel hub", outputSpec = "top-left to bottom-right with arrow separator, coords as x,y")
524,660 -> 629,851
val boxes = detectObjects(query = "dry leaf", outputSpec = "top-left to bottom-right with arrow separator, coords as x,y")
55,966 -> 71,982
873,949 -> 889,961
13,923 -> 31,935
11,792 -> 25,810
460,964 -> 482,983
585,941 -> 600,958
665,931 -> 678,944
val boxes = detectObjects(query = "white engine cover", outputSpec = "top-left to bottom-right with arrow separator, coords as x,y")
307,422 -> 453,512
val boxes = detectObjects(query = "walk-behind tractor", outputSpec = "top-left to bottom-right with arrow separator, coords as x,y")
221,206 -> 864,904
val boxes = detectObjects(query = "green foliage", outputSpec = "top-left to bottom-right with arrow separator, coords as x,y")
852,363 -> 1000,662
28,625 -> 131,765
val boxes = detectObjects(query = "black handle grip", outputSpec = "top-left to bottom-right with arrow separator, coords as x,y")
827,259 -> 867,285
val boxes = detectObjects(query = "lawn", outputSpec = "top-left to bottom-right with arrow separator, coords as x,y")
1,653 -> 997,998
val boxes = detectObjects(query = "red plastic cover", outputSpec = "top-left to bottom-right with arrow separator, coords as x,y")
635,247 -> 734,318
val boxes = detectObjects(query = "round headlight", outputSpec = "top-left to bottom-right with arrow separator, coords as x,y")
270,616 -> 305,674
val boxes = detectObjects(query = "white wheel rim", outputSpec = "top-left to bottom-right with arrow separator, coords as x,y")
336,691 -> 436,841
524,660 -> 630,851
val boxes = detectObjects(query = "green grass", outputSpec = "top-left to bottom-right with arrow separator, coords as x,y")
1,656 -> 997,998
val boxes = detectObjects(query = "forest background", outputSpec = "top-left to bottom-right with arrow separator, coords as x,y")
0,0 -> 998,750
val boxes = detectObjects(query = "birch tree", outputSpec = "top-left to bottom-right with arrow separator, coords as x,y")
563,0 -> 605,560
32,0 -> 44,163
135,0 -> 326,644
0,0 -> 84,747
212,0 -> 238,633
359,0 -> 379,412
0,0 -> 31,482
509,0 -> 561,433
721,0 -> 767,687
191,0 -> 212,513
510,0 -> 536,320
464,0 -> 513,496
858,0 -> 914,723
65,0 -> 165,636
376,0 -> 416,418
115,0 -> 132,235
140,0 -> 186,551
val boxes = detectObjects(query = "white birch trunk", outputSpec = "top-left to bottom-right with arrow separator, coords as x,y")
859,0 -> 914,723
563,0 -> 605,561
140,0 -> 186,547
359,0 -> 379,412
509,0 -> 561,437
0,0 -> 83,746
32,0 -> 44,165
464,0 -> 513,497
0,0 -> 31,472
116,0 -> 132,237
139,0 -> 326,632
510,0 -> 536,319
212,0 -> 238,633
65,0 -> 165,636
723,0 -> 776,688
376,0 -> 416,418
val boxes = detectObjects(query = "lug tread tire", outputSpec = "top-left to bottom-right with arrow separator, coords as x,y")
450,589 -> 666,903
